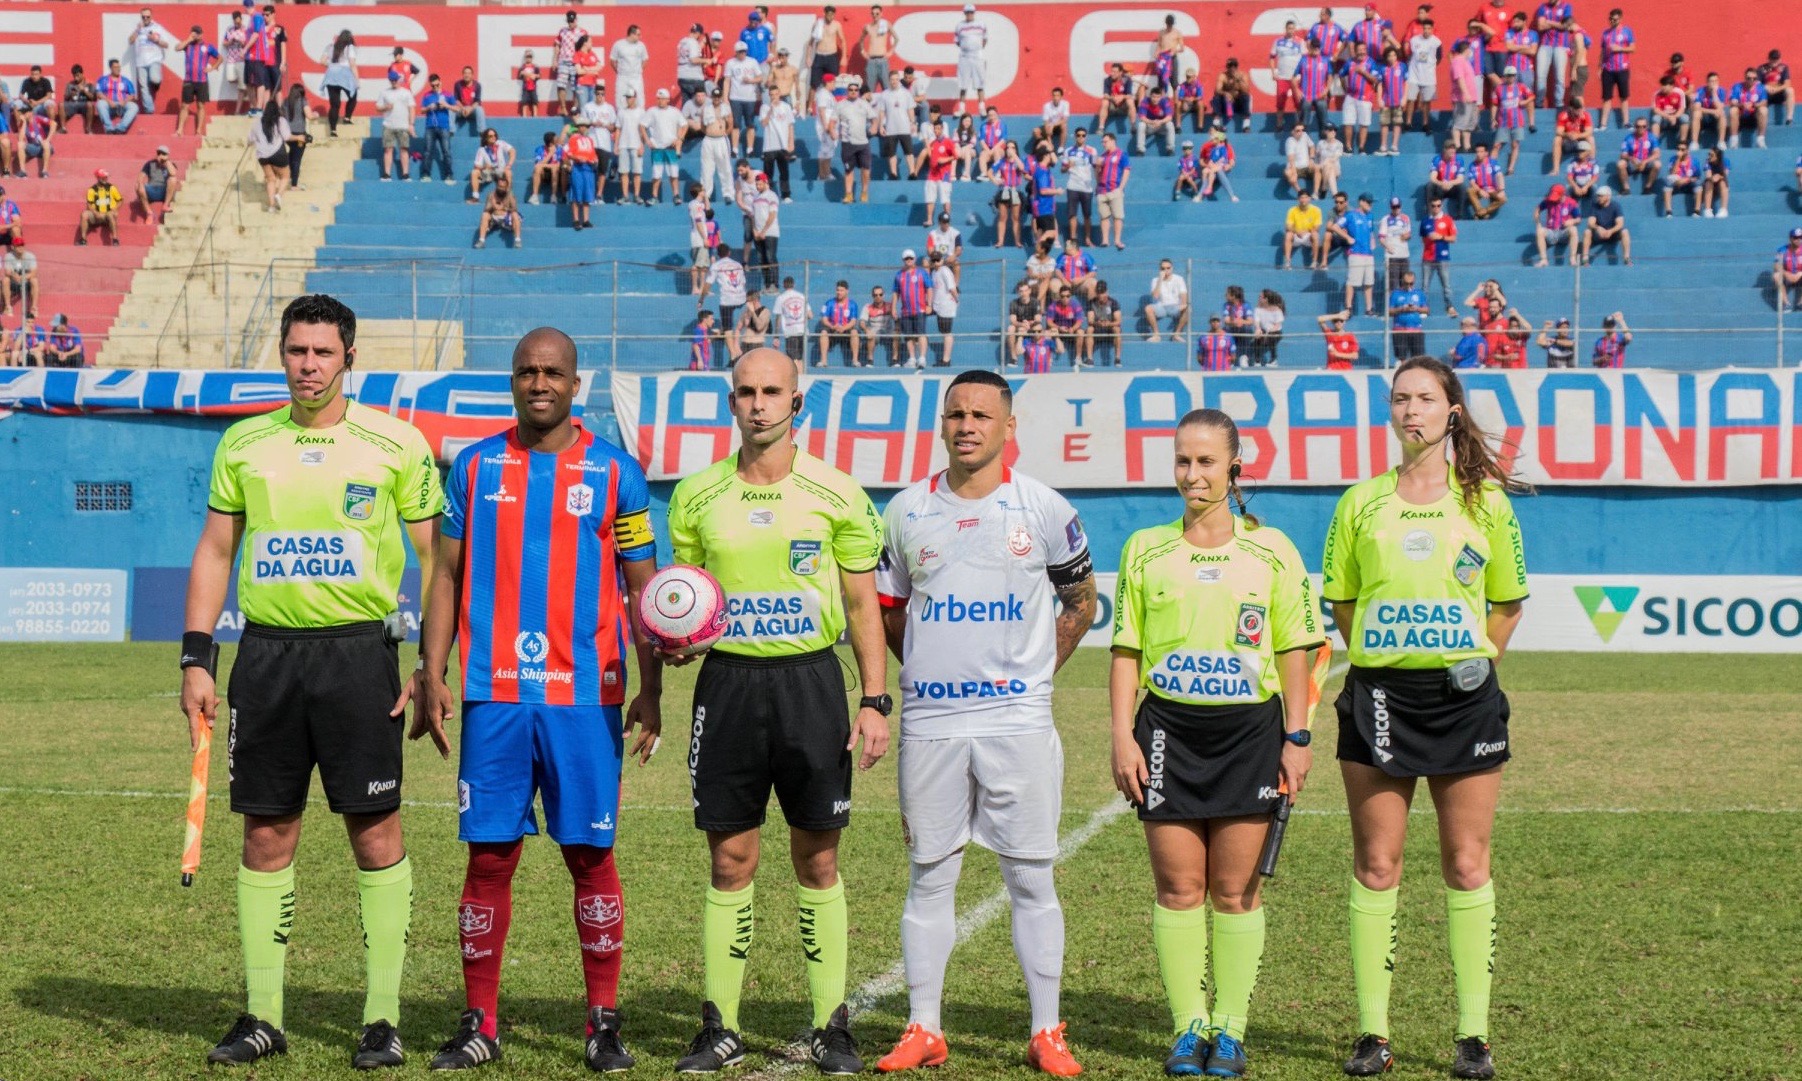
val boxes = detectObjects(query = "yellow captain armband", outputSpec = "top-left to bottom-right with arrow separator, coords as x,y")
614,509 -> 656,552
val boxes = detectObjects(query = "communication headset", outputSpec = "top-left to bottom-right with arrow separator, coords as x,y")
1228,462 -> 1241,481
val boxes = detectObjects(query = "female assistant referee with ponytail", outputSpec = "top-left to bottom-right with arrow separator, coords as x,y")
1321,357 -> 1529,1081
1110,408 -> 1325,1079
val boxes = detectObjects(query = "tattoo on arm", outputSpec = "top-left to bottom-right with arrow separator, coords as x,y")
1053,575 -> 1097,672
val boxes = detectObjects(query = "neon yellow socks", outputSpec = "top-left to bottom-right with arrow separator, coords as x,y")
1446,881 -> 1496,1041
704,884 -> 755,1030
238,864 -> 296,1028
1210,907 -> 1266,1041
1348,879 -> 1399,1039
797,880 -> 847,1029
1152,903 -> 1210,1035
356,856 -> 412,1025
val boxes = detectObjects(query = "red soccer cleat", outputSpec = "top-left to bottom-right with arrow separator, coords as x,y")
875,1023 -> 949,1072
1027,1023 -> 1083,1077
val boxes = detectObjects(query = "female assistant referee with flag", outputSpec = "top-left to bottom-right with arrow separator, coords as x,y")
1109,408 -> 1324,1079
1321,357 -> 1528,1081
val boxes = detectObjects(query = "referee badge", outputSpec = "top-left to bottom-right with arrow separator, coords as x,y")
1234,602 -> 1266,647
1453,543 -> 1486,586
342,482 -> 377,521
789,539 -> 823,575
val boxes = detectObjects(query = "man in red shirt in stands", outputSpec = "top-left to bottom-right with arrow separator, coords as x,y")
1548,97 -> 1592,176
1317,310 -> 1359,368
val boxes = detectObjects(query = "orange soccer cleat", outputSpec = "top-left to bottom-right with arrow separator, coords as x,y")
875,1023 -> 950,1072
1027,1023 -> 1083,1077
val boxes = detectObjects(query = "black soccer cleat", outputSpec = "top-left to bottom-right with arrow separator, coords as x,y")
584,1006 -> 637,1073
430,1009 -> 502,1071
1343,1033 -> 1394,1076
353,1019 -> 405,1069
1450,1036 -> 1495,1080
675,1001 -> 748,1073
809,1003 -> 865,1076
207,1013 -> 287,1065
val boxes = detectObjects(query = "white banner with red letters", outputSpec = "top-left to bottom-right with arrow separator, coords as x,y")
613,368 -> 1802,488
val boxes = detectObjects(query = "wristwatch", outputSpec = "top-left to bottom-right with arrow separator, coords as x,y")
858,693 -> 894,717
1283,729 -> 1312,747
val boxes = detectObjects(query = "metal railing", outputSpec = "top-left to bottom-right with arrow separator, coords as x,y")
104,250 -> 1800,372
151,139 -> 258,369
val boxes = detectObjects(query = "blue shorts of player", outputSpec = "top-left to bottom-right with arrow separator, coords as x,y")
457,701 -> 623,847
569,162 -> 598,204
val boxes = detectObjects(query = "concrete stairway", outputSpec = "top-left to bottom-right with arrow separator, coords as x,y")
98,116 -> 367,369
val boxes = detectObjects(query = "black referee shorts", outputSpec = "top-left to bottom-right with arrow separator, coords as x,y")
227,621 -> 405,817
688,647 -> 852,833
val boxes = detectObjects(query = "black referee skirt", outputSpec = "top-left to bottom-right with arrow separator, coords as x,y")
1132,693 -> 1285,822
1335,663 -> 1511,779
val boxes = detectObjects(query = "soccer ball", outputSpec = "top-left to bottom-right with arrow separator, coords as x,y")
637,564 -> 730,656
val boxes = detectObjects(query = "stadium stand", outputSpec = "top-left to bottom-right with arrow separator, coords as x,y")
301,111 -> 1802,379
6,116 -> 199,363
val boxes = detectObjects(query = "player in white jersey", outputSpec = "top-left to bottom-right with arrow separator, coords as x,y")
774,276 -> 811,364
872,370 -> 1096,1078
952,5 -> 989,115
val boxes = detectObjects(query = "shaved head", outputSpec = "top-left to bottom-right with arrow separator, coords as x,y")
730,346 -> 798,393
729,347 -> 802,448
513,326 -> 578,376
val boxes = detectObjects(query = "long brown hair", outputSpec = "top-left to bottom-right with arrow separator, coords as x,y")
1176,408 -> 1259,528
1392,356 -> 1527,510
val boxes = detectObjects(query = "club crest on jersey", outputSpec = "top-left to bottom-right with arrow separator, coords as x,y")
1007,525 -> 1033,557
1453,543 -> 1486,586
342,482 -> 377,521
1235,603 -> 1267,647
514,631 -> 549,664
789,539 -> 822,575
566,483 -> 594,517
578,893 -> 623,929
459,903 -> 494,936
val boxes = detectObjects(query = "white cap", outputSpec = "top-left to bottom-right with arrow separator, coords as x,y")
963,3 -> 975,10
902,249 -> 917,259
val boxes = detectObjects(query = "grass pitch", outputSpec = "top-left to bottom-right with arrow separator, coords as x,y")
0,645 -> 1798,1080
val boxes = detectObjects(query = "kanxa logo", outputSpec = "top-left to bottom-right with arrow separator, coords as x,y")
1573,585 -> 1640,643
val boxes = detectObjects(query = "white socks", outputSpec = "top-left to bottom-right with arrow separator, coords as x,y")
901,852 -> 1066,1036
999,855 -> 1064,1034
901,851 -> 964,1032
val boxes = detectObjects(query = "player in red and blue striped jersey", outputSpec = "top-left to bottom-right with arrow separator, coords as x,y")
418,327 -> 663,1073
1196,316 -> 1237,370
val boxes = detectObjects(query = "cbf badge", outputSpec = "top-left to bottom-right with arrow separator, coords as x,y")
343,482 -> 377,521
1235,603 -> 1266,647
566,483 -> 594,517
789,539 -> 823,576
1453,543 -> 1486,586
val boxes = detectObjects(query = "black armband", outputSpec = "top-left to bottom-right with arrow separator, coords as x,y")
1046,548 -> 1094,590
180,632 -> 218,677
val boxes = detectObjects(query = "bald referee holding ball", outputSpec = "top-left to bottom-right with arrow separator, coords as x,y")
181,294 -> 442,1069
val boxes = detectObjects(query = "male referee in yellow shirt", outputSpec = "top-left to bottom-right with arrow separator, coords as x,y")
179,294 -> 443,1070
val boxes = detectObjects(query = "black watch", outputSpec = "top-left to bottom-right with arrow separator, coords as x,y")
1283,729 -> 1312,747
858,693 -> 894,717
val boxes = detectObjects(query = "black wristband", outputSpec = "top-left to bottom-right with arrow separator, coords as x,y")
180,632 -> 215,672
